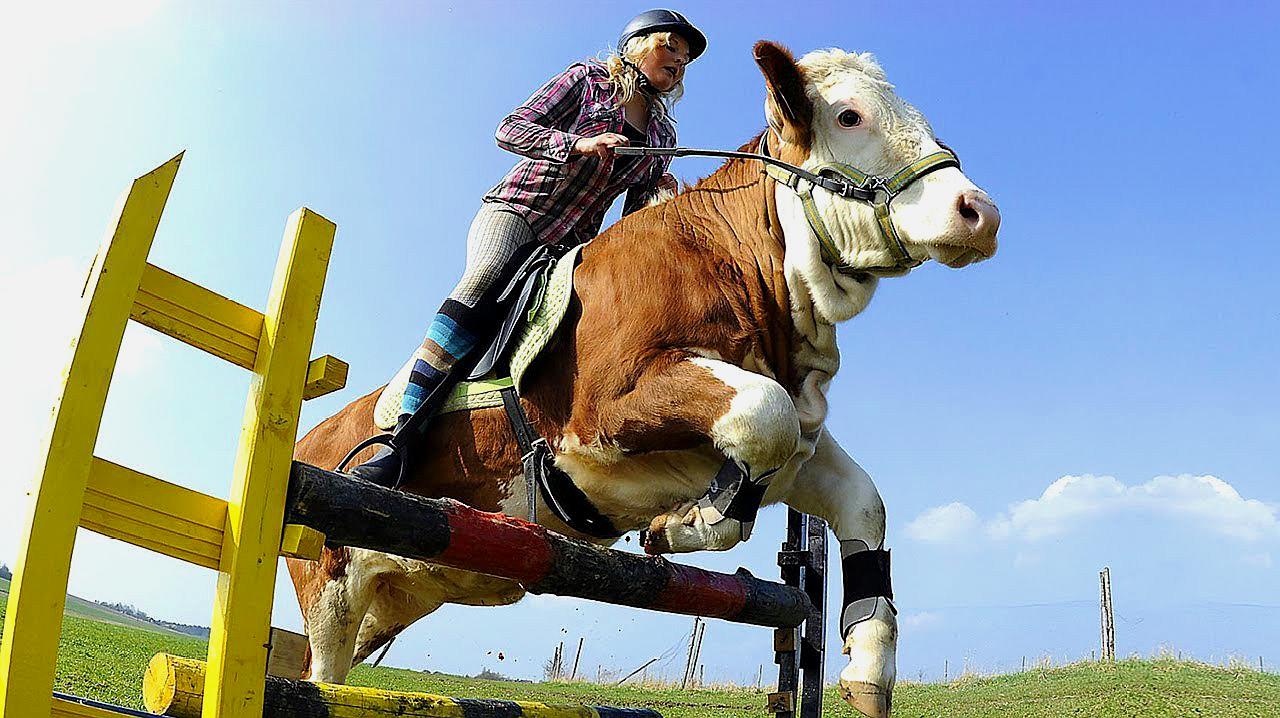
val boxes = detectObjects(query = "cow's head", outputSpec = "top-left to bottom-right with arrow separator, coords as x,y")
756,41 -> 999,281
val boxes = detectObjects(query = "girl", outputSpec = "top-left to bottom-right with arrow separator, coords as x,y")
353,10 -> 707,485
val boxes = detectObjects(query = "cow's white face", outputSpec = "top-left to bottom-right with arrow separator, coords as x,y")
796,49 -> 1000,274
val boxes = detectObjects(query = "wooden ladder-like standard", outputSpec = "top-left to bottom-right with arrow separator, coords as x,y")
0,153 -> 345,718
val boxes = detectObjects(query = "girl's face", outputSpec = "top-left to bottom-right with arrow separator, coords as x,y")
638,33 -> 691,93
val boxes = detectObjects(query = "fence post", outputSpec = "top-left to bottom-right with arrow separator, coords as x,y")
1099,566 -> 1115,663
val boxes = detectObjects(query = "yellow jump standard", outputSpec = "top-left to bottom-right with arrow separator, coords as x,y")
144,654 -> 662,718
0,154 -> 344,718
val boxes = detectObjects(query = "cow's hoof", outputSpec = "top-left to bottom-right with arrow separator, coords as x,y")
838,680 -> 892,718
641,520 -> 672,555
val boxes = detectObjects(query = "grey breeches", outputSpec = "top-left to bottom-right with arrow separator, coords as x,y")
449,202 -> 538,308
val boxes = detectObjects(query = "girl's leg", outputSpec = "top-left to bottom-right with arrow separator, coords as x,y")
399,204 -> 537,418
350,204 -> 536,485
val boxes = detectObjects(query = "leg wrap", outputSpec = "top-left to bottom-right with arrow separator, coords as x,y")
695,459 -> 775,540
840,539 -> 895,638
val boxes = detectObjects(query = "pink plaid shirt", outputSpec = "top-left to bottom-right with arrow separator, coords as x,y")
483,61 -> 678,247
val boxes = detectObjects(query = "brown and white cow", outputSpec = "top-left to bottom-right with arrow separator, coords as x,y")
287,41 -> 999,717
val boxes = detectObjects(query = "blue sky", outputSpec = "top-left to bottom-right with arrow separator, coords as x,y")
2,1 -> 1278,686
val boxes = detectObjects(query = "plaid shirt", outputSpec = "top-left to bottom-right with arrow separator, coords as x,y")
483,61 -> 678,247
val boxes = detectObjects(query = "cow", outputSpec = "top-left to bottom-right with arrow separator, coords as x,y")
287,40 -> 1000,718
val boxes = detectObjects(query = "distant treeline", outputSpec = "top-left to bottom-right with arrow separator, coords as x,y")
98,601 -> 209,639
0,564 -> 11,580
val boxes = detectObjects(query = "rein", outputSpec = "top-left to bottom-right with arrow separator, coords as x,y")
615,134 -> 960,274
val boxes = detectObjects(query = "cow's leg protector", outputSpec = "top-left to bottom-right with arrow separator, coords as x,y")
773,429 -> 897,718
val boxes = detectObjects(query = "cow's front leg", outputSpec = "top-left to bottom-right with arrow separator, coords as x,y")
641,357 -> 799,554
565,355 -> 800,553
773,429 -> 896,718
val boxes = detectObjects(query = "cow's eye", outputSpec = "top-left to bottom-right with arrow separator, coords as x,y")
838,109 -> 862,128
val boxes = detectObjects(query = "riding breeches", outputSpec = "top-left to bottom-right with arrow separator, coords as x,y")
449,202 -> 537,307
398,202 -> 536,419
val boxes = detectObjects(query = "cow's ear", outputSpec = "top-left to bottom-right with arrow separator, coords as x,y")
754,40 -> 813,149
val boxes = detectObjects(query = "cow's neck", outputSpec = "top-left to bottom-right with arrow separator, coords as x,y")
674,135 -> 797,388
675,131 -> 877,437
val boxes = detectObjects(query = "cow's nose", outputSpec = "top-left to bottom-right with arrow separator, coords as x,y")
955,189 -> 1000,257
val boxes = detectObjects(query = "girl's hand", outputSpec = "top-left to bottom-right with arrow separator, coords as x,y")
573,133 -> 629,160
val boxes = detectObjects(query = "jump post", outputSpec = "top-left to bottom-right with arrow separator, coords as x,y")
0,155 -> 828,718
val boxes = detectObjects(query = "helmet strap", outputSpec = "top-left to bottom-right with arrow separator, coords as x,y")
620,57 -> 658,97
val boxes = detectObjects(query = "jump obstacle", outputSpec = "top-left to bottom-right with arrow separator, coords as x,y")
0,156 -> 828,718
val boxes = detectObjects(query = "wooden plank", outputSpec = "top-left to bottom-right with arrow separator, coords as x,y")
203,207 -> 336,718
266,628 -> 309,680
80,457 -> 227,570
279,524 -> 324,561
132,265 -> 346,402
0,153 -> 183,718
132,263 -> 263,370
302,354 -> 348,400
146,654 -> 662,718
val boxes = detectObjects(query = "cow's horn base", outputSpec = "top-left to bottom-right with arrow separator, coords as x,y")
838,680 -> 892,718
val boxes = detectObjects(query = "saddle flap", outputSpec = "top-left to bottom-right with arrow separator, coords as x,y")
467,252 -> 556,381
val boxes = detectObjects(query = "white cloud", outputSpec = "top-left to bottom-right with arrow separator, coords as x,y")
905,502 -> 980,544
901,611 -> 943,630
988,474 -> 1127,541
905,474 -> 1280,547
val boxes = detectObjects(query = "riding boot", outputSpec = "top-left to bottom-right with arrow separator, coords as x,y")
348,299 -> 484,488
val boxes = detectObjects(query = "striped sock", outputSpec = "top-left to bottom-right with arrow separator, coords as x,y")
401,300 -> 479,417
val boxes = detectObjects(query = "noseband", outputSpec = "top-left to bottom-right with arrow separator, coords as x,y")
615,134 -> 960,274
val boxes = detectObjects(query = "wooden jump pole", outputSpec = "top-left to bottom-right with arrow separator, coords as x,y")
144,654 -> 660,718
285,462 -> 815,628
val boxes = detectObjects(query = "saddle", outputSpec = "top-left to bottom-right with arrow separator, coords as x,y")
373,243 -> 584,430
371,242 -> 621,538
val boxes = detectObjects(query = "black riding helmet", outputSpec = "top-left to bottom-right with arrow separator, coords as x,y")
617,9 -> 707,61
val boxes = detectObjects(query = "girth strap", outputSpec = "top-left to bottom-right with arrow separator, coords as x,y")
499,385 -> 623,539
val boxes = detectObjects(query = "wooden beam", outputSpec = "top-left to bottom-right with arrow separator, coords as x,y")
302,354 -> 348,399
285,462 -> 815,629
132,263 -> 262,370
144,654 -> 661,718
132,264 -> 347,400
81,457 -> 226,570
203,207 -> 336,718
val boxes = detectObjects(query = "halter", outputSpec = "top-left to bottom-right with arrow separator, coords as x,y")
616,133 -> 961,274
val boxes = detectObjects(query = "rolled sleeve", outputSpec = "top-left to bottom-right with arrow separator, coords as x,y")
495,64 -> 591,165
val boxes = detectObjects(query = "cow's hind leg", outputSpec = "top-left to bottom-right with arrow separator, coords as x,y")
771,428 -> 896,718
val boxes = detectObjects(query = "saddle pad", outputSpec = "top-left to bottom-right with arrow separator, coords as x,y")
372,244 -> 582,431
509,242 -> 582,391
374,376 -> 513,430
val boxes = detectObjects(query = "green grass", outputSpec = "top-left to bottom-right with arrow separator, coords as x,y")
3,592 -> 1279,716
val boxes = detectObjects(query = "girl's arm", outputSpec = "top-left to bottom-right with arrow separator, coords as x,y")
495,64 -> 592,164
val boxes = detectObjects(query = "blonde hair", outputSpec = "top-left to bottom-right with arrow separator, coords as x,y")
604,32 -> 684,120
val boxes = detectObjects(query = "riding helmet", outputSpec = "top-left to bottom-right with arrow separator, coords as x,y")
617,9 -> 707,61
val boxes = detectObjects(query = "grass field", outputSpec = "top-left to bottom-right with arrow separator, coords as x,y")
1,591 -> 1278,716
